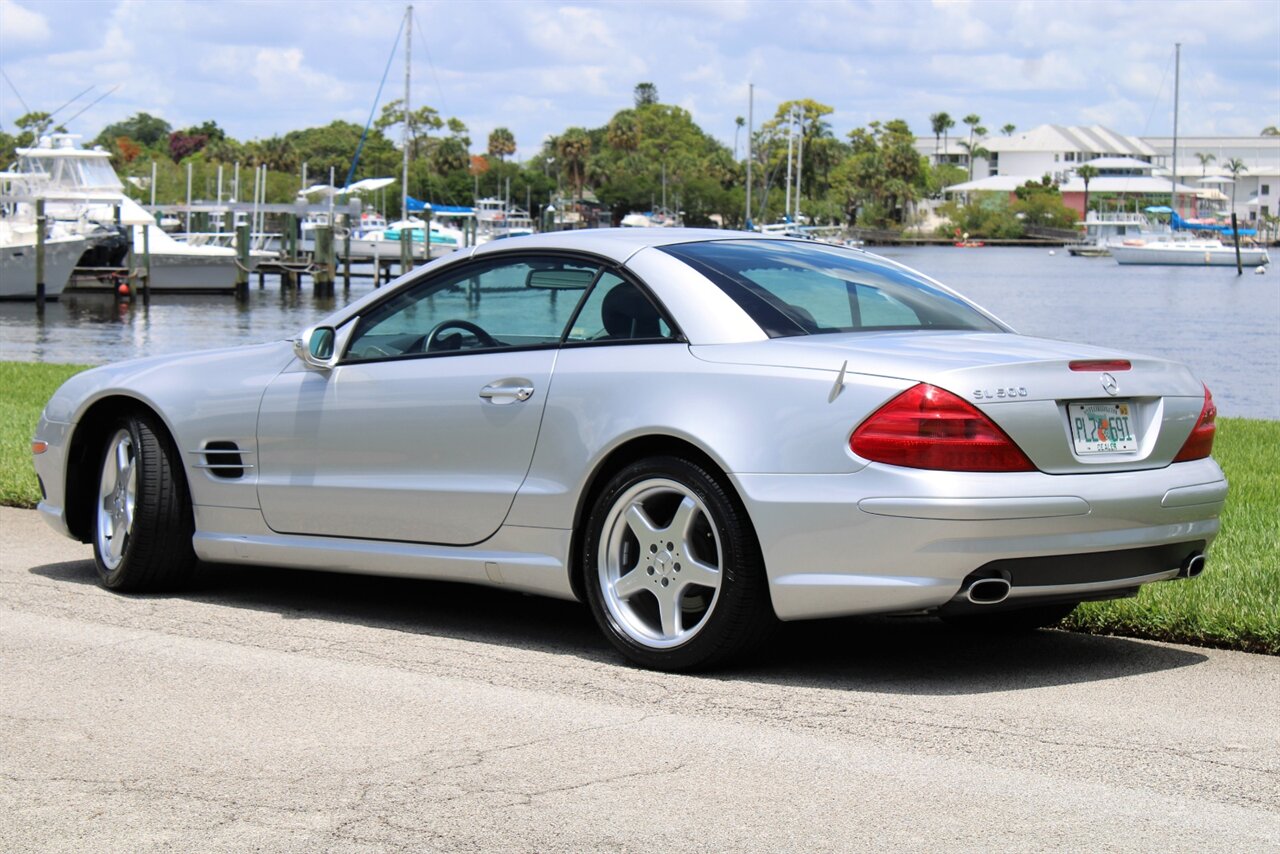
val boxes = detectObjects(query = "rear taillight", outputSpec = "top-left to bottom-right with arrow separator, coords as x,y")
850,384 -> 1035,472
1173,384 -> 1217,462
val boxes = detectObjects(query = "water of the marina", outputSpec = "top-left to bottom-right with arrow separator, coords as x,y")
2,247 -> 1277,420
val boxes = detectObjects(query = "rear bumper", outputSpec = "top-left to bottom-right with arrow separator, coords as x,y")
732,457 -> 1227,621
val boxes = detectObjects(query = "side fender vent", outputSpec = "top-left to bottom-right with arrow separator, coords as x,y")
198,441 -> 247,479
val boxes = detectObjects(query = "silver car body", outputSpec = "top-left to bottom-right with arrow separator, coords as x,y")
32,229 -> 1227,622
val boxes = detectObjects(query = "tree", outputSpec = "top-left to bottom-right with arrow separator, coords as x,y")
1001,123 -> 1016,136
285,120 -> 398,183
633,82 -> 658,107
1076,164 -> 1099,215
929,112 -> 952,162
1195,151 -> 1216,177
95,112 -> 172,148
116,137 -> 142,164
606,110 -> 641,154
831,119 -> 925,228
487,127 -> 516,161
962,114 -> 983,179
958,140 -> 990,174
1262,126 -> 1279,136
168,131 -> 208,162
14,111 -> 57,146
374,98 -> 443,159
557,127 -> 591,201
1224,157 -> 1247,213
734,116 -> 745,160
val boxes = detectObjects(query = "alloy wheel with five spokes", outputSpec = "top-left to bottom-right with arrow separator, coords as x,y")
583,455 -> 772,671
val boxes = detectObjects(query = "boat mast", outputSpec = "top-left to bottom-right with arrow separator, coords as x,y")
745,83 -> 753,230
1171,42 -> 1180,211
402,5 -> 412,221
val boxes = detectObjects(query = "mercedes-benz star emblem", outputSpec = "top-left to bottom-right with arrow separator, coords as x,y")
1100,372 -> 1119,396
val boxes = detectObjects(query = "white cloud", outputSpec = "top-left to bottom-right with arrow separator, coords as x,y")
4,0 -> 1277,151
0,0 -> 49,43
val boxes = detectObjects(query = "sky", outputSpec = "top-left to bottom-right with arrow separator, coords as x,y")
2,0 -> 1278,160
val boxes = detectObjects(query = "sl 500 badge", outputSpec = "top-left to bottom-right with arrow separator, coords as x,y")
973,387 -> 1029,400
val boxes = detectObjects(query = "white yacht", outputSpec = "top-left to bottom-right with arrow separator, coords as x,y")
1067,212 -> 1164,257
13,135 -> 238,291
475,197 -> 535,241
0,178 -> 87,299
1110,233 -> 1270,267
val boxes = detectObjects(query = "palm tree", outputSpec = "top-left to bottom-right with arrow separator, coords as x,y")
962,114 -> 982,179
1001,123 -> 1016,136
734,116 -> 745,161
556,127 -> 591,202
958,141 -> 990,178
487,127 -> 516,162
1195,152 -> 1216,177
1076,164 -> 1099,218
1224,157 -> 1247,215
929,112 -> 952,163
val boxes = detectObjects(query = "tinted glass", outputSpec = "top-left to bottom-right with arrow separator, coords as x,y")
345,257 -> 597,360
661,240 -> 1004,337
565,273 -> 676,342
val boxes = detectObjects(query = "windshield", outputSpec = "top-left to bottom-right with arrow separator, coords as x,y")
661,240 -> 1005,337
18,155 -> 122,190
78,158 -> 123,189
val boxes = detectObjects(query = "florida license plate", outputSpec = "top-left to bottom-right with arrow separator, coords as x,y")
1069,401 -> 1139,454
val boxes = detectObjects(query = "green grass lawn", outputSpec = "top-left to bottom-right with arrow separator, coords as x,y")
1,360 -> 1276,654
1063,417 -> 1280,655
0,362 -> 91,507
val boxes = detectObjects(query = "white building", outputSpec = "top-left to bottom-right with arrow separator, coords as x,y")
918,125 -> 1279,224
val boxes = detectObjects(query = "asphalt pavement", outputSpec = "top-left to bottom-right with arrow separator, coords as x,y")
2,505 -> 1278,852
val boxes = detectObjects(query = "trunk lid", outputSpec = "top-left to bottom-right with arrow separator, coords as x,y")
691,331 -> 1207,473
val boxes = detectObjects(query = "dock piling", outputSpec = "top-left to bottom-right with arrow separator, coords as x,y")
314,225 -> 335,296
142,225 -> 151,305
235,223 -> 251,300
341,214 -> 351,291
399,227 -> 412,276
35,199 -> 46,307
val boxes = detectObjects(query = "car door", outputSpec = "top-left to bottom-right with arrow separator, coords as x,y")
255,254 -> 598,545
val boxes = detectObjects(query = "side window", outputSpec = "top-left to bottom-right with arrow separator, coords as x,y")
345,257 -> 597,361
566,274 -> 675,342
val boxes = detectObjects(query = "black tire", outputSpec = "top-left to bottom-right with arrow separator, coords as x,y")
940,602 -> 1079,634
582,455 -> 774,671
91,413 -> 197,591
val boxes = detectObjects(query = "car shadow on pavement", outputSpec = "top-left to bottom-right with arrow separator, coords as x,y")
31,558 -> 1208,696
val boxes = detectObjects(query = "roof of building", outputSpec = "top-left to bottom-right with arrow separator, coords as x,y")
944,175 -> 1199,194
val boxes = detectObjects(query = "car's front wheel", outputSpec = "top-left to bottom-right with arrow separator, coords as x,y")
582,456 -> 772,671
92,413 -> 197,591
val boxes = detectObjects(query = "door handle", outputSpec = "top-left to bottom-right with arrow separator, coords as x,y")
479,381 -> 535,404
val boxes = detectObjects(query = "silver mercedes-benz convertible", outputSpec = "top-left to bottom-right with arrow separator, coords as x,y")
31,229 -> 1227,670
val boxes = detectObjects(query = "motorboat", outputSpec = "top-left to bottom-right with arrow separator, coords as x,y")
1067,212 -> 1164,257
475,197 -> 535,241
0,192 -> 87,299
1110,233 -> 1270,267
12,135 -> 238,291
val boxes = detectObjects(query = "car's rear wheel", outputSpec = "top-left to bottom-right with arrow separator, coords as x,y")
940,602 -> 1078,633
583,456 -> 772,671
92,413 -> 197,591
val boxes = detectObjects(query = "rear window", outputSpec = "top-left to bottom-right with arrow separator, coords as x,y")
660,240 -> 1005,337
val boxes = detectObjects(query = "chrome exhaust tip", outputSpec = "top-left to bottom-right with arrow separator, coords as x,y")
966,577 -> 1012,605
1179,552 -> 1206,579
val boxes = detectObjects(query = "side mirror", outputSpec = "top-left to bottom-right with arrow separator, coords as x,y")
294,325 -> 337,370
